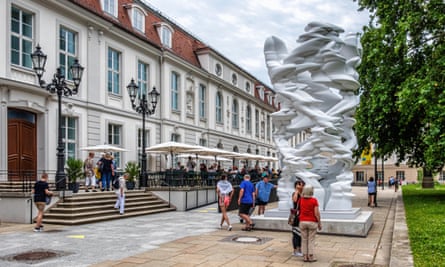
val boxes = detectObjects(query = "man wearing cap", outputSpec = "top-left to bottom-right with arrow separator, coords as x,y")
255,171 -> 277,216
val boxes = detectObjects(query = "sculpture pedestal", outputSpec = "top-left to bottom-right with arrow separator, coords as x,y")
252,208 -> 373,237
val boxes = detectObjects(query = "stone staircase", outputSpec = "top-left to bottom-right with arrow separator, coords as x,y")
42,190 -> 176,225
0,181 -> 56,194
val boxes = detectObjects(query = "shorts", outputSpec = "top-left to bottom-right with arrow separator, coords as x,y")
239,203 -> 253,215
219,196 -> 230,207
256,199 -> 268,206
35,202 -> 45,212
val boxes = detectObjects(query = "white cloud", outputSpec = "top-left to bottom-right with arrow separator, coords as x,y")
146,0 -> 369,85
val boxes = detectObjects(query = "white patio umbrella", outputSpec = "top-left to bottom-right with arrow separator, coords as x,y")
80,144 -> 129,152
177,154 -> 231,161
145,141 -> 204,168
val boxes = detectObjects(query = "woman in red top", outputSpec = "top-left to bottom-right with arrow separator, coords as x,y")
299,185 -> 322,262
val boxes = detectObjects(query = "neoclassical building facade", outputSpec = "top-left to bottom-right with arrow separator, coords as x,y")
0,0 -> 286,182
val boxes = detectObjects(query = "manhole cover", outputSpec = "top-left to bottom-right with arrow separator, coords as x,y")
0,249 -> 73,264
233,236 -> 261,243
220,235 -> 272,245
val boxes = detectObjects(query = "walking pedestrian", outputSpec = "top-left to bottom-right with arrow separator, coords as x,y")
83,152 -> 97,192
114,173 -> 128,215
299,185 -> 322,262
238,174 -> 255,231
216,174 -> 233,231
31,173 -> 53,232
291,179 -> 305,256
367,177 -> 377,207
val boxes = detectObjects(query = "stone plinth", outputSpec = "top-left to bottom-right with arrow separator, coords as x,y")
252,208 -> 373,237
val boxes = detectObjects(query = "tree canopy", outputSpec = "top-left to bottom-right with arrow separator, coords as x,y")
354,0 -> 445,173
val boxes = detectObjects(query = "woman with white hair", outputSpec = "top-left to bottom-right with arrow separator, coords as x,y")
299,185 -> 322,262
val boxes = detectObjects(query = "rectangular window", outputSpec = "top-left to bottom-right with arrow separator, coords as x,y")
396,171 -> 405,181
216,92 -> 223,124
266,115 -> 270,139
232,101 -> 239,129
199,138 -> 207,147
246,106 -> 251,133
255,110 -> 259,137
356,171 -> 365,182
161,27 -> 172,48
199,84 -> 206,119
59,26 -> 77,80
171,133 -> 180,142
107,48 -> 120,94
132,9 -> 144,32
108,124 -> 122,167
376,171 -> 383,180
137,61 -> 149,97
10,6 -> 33,68
102,0 -> 117,16
62,116 -> 77,160
171,72 -> 179,110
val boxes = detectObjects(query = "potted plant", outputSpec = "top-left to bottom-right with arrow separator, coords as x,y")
65,158 -> 84,193
124,161 -> 140,190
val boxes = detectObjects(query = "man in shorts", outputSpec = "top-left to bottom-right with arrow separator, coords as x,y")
238,174 -> 255,231
255,172 -> 277,215
32,173 -> 53,232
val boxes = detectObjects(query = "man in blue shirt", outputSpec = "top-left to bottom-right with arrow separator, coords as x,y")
256,173 -> 277,215
238,174 -> 255,231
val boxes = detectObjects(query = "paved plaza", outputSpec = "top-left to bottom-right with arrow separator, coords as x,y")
0,187 -> 412,266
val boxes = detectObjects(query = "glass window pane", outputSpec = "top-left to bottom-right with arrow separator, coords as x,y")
22,23 -> 32,38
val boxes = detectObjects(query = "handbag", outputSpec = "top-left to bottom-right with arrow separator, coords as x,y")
288,208 -> 298,225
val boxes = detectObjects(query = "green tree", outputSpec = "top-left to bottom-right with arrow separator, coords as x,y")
354,0 -> 445,173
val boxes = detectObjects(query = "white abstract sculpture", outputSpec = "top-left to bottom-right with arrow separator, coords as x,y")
264,22 -> 362,211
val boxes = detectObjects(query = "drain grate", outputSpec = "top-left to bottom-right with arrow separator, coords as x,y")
220,234 -> 272,245
0,249 -> 73,264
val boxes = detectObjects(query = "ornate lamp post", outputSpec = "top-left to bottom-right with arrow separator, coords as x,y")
127,79 -> 160,188
31,45 -> 84,191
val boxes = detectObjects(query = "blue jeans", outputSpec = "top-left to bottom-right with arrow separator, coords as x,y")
102,172 -> 112,190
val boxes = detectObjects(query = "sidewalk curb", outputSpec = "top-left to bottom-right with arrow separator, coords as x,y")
390,191 -> 414,267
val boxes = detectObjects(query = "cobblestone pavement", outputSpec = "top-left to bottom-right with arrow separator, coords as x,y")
0,186 -> 412,267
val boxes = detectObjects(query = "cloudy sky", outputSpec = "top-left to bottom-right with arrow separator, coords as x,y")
144,0 -> 370,86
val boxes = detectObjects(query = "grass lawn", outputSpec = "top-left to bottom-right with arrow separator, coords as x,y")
402,184 -> 445,267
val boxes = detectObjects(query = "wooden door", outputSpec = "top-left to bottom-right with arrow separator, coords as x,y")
7,109 -> 37,181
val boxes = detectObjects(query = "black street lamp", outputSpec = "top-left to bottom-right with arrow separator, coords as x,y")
31,45 -> 84,191
127,79 -> 160,188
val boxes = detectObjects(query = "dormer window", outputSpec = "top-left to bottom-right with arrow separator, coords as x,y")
257,85 -> 264,100
155,22 -> 174,48
101,0 -> 117,17
231,73 -> 238,86
125,4 -> 147,33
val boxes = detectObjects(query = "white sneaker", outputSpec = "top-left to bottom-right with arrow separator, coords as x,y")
293,252 -> 303,257
219,224 -> 222,229
228,225 -> 232,231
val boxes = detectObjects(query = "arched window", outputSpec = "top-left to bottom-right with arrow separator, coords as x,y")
232,99 -> 239,129
216,92 -> 223,123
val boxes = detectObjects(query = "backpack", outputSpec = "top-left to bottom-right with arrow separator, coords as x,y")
113,178 -> 120,189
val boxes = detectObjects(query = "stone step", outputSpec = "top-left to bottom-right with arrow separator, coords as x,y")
42,207 -> 176,225
49,200 -> 167,213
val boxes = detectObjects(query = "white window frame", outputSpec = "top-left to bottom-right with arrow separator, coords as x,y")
232,99 -> 239,129
62,116 -> 77,160
131,6 -> 146,33
107,47 -> 121,95
102,0 -> 118,17
216,92 -> 223,124
108,123 -> 122,167
199,84 -> 206,119
246,105 -> 252,133
171,72 -> 179,111
10,5 -> 34,68
59,26 -> 78,81
137,61 -> 149,97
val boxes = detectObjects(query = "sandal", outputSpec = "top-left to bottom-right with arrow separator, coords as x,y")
308,255 -> 317,262
303,255 -> 309,262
